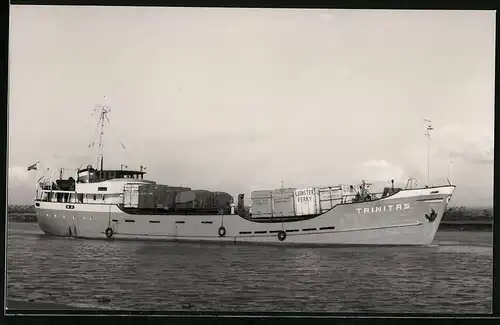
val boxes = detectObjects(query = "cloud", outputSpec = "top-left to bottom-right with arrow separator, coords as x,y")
434,124 -> 493,165
7,166 -> 36,204
8,166 -> 30,185
8,164 -> 51,189
357,159 -> 405,183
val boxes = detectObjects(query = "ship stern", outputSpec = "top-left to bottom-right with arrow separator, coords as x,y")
34,202 -> 73,237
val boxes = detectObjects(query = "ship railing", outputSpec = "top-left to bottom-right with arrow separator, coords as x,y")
405,177 -> 418,189
35,167 -> 80,199
37,189 -> 76,194
339,189 -> 396,203
35,168 -> 79,189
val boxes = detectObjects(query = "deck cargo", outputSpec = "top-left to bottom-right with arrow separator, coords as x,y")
272,188 -> 296,217
123,183 -> 156,209
213,191 -> 234,209
318,186 -> 343,213
167,186 -> 192,192
153,185 -> 168,208
294,187 -> 320,216
319,198 -> 343,212
250,190 -> 273,218
123,184 -> 137,208
163,186 -> 191,210
175,190 -> 219,210
341,184 -> 360,198
138,184 -> 156,209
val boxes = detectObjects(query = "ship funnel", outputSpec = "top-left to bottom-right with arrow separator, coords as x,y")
237,194 -> 245,215
237,194 -> 244,208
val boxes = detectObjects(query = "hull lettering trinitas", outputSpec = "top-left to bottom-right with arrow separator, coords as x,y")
356,203 -> 410,214
425,209 -> 437,223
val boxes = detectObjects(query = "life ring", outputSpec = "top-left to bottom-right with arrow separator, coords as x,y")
105,227 -> 114,239
278,230 -> 286,242
218,226 -> 226,237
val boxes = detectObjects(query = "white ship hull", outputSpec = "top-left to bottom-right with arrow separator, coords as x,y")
34,185 -> 455,246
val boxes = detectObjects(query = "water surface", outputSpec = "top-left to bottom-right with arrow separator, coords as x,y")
7,222 -> 492,313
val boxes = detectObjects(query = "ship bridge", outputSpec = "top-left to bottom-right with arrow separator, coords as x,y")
77,166 -> 146,183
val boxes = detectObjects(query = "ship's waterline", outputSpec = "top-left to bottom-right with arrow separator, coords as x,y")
35,185 -> 455,246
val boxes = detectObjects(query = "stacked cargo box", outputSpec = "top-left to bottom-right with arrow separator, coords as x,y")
341,184 -> 360,198
122,184 -> 234,211
123,184 -> 192,209
164,186 -> 191,210
272,188 -> 295,217
174,189 -> 229,210
123,184 -> 137,207
213,191 -> 234,209
318,186 -> 343,213
153,185 -> 168,208
250,190 -> 273,218
294,187 -> 320,216
250,184 -> 351,217
123,183 -> 156,209
139,184 -> 156,208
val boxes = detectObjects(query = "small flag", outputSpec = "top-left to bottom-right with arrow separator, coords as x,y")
27,163 -> 38,171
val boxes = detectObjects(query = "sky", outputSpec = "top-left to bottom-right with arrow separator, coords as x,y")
8,7 -> 495,207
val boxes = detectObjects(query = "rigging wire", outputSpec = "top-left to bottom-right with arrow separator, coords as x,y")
103,116 -> 135,168
77,116 -> 103,170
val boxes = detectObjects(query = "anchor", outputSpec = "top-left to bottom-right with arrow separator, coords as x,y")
425,209 -> 437,223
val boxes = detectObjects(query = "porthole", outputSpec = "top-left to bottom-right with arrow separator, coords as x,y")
83,217 -> 86,220
62,216 -> 65,219
53,214 -> 57,218
73,216 -> 76,219
90,216 -> 93,220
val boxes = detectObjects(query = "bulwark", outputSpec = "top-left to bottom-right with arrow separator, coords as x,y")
356,203 -> 410,214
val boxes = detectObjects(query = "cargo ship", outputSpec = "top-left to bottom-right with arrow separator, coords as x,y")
31,106 -> 455,246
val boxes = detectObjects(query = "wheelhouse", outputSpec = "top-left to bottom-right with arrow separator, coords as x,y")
76,167 -> 146,183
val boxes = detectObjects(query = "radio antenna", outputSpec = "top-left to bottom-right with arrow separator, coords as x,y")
424,119 -> 433,185
448,159 -> 453,185
93,97 -> 111,172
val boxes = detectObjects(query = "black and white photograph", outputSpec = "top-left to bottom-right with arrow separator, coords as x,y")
6,6 -> 494,314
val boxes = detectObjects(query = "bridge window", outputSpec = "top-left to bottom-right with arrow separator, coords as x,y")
98,187 -> 107,191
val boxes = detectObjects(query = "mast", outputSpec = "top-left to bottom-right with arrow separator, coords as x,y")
448,159 -> 453,184
93,100 -> 111,174
424,119 -> 433,185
